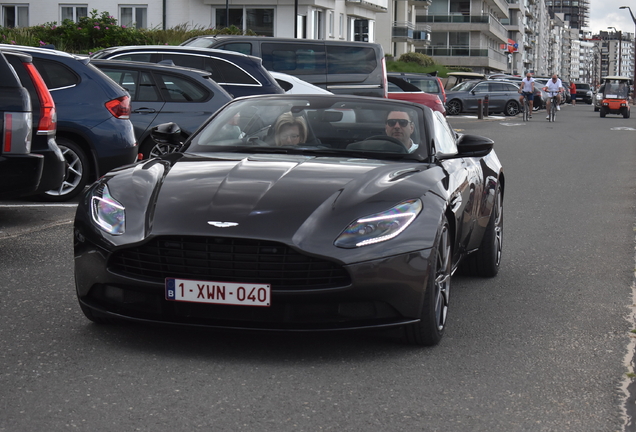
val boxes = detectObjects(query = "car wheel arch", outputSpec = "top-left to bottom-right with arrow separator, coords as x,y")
56,131 -> 96,181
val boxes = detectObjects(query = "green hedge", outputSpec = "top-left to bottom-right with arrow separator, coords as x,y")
0,9 -> 254,54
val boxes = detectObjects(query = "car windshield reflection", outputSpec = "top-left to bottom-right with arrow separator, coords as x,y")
186,96 -> 427,158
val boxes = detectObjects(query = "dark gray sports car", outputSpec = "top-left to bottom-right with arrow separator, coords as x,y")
74,94 -> 504,346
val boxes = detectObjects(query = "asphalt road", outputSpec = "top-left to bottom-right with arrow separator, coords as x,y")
1,103 -> 635,431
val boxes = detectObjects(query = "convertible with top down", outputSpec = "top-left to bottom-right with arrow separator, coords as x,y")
73,94 -> 505,346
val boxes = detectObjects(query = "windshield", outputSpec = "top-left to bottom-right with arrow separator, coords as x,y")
449,81 -> 478,92
575,84 -> 590,90
602,79 -> 630,99
186,96 -> 427,159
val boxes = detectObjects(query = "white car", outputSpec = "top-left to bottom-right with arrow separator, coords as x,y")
269,71 -> 332,95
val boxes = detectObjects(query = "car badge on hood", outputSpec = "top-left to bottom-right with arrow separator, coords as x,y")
208,221 -> 239,228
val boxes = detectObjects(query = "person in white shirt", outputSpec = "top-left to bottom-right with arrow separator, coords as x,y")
543,74 -> 564,119
518,73 -> 535,118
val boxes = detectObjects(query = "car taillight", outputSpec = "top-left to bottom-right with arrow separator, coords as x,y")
23,62 -> 56,135
3,112 -> 33,154
105,95 -> 131,119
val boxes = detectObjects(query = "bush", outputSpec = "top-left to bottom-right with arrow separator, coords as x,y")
0,9 -> 257,54
397,52 -> 434,67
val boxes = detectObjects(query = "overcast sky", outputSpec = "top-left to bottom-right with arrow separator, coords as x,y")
587,0 -> 635,35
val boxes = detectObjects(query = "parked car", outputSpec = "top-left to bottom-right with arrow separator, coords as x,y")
388,72 -> 446,103
180,36 -> 387,98
575,82 -> 593,104
0,44 -> 138,201
1,49 -> 65,198
269,71 -> 332,94
91,59 -> 233,159
0,50 -> 61,198
445,80 -> 521,116
387,75 -> 445,115
490,78 -> 544,112
593,84 -> 605,111
74,94 -> 505,347
91,45 -> 284,98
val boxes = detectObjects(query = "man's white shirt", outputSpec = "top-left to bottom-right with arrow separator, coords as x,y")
545,79 -> 563,94
521,78 -> 534,93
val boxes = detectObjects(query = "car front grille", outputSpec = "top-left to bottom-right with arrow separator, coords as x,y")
109,236 -> 351,290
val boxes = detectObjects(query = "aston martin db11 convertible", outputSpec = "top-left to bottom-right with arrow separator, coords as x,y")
74,94 -> 504,346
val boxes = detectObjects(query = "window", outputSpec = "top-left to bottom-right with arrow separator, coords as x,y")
32,59 -> 79,90
432,111 -> 457,156
261,43 -> 326,75
2,4 -> 28,27
327,46 -> 377,74
120,5 -> 147,29
157,73 -> 210,102
313,10 -> 323,39
328,11 -> 334,37
215,8 -> 274,37
339,14 -> 344,39
60,4 -> 87,22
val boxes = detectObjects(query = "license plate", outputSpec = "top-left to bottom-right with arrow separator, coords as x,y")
166,278 -> 270,307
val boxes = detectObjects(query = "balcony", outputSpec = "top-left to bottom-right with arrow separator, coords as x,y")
345,0 -> 388,12
419,14 -> 508,42
392,22 -> 432,45
408,0 -> 432,7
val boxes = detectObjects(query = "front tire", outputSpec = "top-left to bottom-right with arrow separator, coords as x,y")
446,99 -> 462,116
40,137 -> 89,201
600,107 -> 606,118
404,217 -> 451,346
462,183 -> 503,277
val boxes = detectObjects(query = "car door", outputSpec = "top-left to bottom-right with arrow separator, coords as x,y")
432,112 -> 483,258
465,82 -> 489,111
152,71 -> 228,136
486,82 -> 508,112
100,67 -> 164,141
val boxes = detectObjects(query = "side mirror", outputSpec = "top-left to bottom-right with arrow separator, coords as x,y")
151,122 -> 183,145
456,134 -> 494,157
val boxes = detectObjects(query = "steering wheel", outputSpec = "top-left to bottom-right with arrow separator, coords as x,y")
363,135 -> 409,153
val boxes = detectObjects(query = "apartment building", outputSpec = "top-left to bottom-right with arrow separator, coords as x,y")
3,0 -> 387,42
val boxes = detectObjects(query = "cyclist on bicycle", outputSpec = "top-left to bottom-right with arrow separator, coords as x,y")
518,73 -> 535,118
543,74 -> 564,119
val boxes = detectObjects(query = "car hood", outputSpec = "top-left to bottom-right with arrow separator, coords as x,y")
98,152 -> 447,260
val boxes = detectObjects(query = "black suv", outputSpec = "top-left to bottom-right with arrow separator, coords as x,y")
91,59 -> 233,158
90,45 -> 284,98
0,50 -> 65,199
575,83 -> 593,104
1,44 -> 138,201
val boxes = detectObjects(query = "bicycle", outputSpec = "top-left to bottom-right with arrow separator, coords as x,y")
519,92 -> 531,121
546,91 -> 559,122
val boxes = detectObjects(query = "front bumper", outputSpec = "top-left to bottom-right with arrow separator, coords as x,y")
74,233 -> 433,331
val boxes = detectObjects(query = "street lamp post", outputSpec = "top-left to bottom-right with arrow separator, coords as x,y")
608,26 -> 622,76
620,6 -> 636,102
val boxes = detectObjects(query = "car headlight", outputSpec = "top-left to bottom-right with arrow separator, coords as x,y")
334,199 -> 422,248
90,183 -> 125,235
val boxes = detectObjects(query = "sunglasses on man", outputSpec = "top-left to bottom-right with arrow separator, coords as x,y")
386,119 -> 411,127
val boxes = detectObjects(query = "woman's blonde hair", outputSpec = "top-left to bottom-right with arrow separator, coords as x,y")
274,112 -> 307,146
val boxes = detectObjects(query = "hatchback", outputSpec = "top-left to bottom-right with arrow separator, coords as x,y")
0,44 -> 138,201
90,46 -> 284,98
91,59 -> 233,159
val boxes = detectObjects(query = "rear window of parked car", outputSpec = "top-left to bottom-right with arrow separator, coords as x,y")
32,58 -> 79,89
261,43 -> 377,76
